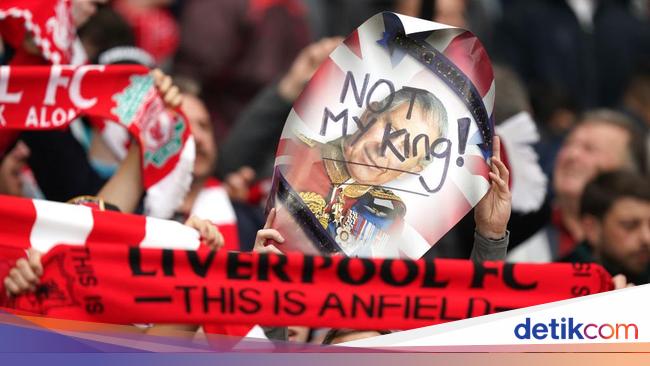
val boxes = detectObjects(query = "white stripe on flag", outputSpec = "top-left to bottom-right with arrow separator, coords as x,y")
425,28 -> 465,56
453,161 -> 490,206
30,199 -> 93,252
191,187 -> 236,225
274,155 -> 292,167
397,222 -> 432,260
140,217 -> 200,250
396,13 -> 459,34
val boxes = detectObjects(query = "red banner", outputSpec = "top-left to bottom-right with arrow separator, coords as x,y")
0,0 -> 76,65
0,65 -> 194,218
1,245 -> 613,330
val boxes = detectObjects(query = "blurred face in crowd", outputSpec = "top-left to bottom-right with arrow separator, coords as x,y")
585,198 -> 650,276
288,326 -> 310,343
182,94 -> 216,180
72,0 -> 107,27
343,102 -> 439,186
553,122 -> 630,199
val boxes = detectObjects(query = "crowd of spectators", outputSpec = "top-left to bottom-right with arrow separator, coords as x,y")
0,0 -> 648,345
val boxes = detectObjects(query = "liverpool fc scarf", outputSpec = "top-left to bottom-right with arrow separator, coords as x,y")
0,65 -> 195,218
0,195 -> 613,330
1,244 -> 612,330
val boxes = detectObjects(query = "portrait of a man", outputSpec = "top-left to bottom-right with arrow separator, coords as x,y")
284,88 -> 448,256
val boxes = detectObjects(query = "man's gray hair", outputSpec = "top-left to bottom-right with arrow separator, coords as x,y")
375,88 -> 448,139
374,88 -> 448,167
577,109 -> 648,174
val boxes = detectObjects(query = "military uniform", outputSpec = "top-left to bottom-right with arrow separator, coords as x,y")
285,134 -> 407,257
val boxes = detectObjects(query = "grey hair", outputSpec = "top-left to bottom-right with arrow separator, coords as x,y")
374,88 -> 448,167
376,88 -> 448,139
577,108 -> 648,175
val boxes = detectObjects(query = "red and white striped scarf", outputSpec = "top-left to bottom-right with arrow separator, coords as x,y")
0,193 -> 252,337
0,194 -> 200,255
0,193 -> 200,305
189,178 -> 252,337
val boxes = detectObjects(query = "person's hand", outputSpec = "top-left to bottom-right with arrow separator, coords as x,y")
151,69 -> 182,108
278,37 -> 343,102
475,136 -> 511,240
3,249 -> 42,297
224,166 -> 256,202
0,141 -> 30,196
184,215 -> 224,250
612,274 -> 635,289
254,208 -> 284,254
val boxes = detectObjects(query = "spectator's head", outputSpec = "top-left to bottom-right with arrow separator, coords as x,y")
176,78 -> 216,181
342,88 -> 447,186
72,0 -> 107,27
288,326 -> 311,343
553,109 -> 647,200
580,171 -> 650,278
77,6 -> 135,62
530,83 -> 577,136
322,329 -> 391,345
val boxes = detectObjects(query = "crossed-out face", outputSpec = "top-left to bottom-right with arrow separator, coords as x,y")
342,102 -> 440,186
595,197 -> 650,277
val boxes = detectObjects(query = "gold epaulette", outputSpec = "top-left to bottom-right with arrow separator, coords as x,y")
295,132 -> 317,148
298,192 -> 329,229
368,187 -> 402,202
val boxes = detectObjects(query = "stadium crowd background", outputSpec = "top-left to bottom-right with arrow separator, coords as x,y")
0,0 -> 649,344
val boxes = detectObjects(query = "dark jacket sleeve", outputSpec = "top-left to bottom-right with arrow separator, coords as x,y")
470,230 -> 509,262
217,84 -> 292,178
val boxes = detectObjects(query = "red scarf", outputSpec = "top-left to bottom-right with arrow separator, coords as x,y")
0,195 -> 201,254
189,178 -> 247,336
1,244 -> 612,330
0,194 -> 612,331
0,0 -> 76,65
0,194 -> 202,304
0,65 -> 195,218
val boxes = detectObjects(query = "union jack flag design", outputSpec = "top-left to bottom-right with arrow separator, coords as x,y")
271,12 -> 495,259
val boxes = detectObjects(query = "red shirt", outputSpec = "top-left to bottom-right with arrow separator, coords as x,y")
551,207 -> 579,258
